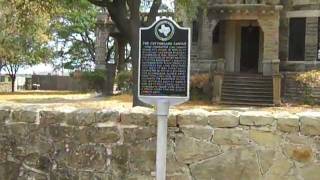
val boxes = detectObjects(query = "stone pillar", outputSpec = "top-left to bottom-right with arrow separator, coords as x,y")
273,74 -> 281,105
95,13 -> 112,71
305,17 -> 318,69
211,59 -> 225,103
198,13 -> 218,60
258,13 -> 280,76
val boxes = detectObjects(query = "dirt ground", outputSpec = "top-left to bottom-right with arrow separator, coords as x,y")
0,91 -> 319,113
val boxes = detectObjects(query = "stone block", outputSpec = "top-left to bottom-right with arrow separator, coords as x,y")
256,149 -> 275,175
175,136 -> 221,164
190,148 -> 261,180
212,129 -> 249,145
168,109 -> 180,127
48,125 -> 75,141
0,110 -> 10,123
285,134 -> 313,145
181,126 -> 213,141
284,144 -> 313,163
299,112 -> 320,136
12,110 -> 38,123
240,111 -> 274,126
177,109 -> 209,126
0,161 -> 21,180
95,109 -> 120,123
65,109 -> 95,126
167,174 -> 191,180
120,107 -> 156,126
275,112 -> 300,133
129,140 -> 156,174
78,126 -> 120,144
300,164 -> 320,180
263,157 -> 293,179
249,130 -> 281,147
40,110 -> 66,126
123,127 -> 156,143
208,111 -> 239,128
67,144 -> 107,171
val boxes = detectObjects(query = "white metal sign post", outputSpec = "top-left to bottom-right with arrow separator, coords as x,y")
138,18 -> 190,180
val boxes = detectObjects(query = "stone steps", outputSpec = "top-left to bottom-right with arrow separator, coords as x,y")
221,74 -> 273,106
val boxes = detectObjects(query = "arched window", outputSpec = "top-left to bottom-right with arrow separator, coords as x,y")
212,22 -> 220,44
192,21 -> 199,42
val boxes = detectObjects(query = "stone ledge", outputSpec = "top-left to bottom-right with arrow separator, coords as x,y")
1,106 -> 320,136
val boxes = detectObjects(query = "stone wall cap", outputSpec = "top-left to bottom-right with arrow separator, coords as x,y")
180,109 -> 210,116
274,112 -> 299,119
297,111 -> 320,118
240,111 -> 273,117
209,110 -> 239,116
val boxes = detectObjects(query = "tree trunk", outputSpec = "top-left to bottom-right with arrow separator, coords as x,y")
11,76 -> 15,92
130,26 -> 149,107
117,38 -> 126,72
104,63 -> 117,96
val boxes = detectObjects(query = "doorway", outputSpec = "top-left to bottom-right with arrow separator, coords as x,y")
240,26 -> 260,73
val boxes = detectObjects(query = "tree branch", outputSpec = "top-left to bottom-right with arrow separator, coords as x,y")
127,0 -> 140,22
88,0 -> 109,7
146,0 -> 161,26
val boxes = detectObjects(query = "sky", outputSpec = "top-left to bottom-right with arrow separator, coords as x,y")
0,0 -> 175,76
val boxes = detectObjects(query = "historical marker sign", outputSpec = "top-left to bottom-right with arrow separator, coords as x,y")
138,18 -> 190,105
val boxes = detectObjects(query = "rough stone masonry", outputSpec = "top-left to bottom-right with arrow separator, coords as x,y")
0,106 -> 320,180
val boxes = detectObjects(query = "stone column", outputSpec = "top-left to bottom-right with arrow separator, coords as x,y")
258,13 -> 280,76
198,13 -> 218,60
273,74 -> 281,105
212,59 -> 225,103
305,17 -> 318,69
95,13 -> 112,71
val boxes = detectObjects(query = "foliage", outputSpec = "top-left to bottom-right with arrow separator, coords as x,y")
88,0 -> 163,106
0,0 -> 53,91
296,70 -> 320,105
51,0 -> 98,71
116,70 -> 133,93
190,73 -> 211,100
175,0 -> 207,21
296,70 -> 320,88
82,70 -> 106,91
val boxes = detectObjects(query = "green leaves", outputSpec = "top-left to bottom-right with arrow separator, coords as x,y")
0,0 -> 54,75
50,1 -> 98,71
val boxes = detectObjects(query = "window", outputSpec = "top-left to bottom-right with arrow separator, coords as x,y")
289,18 -> 306,61
212,22 -> 220,44
192,21 -> 199,42
0,76 -> 4,82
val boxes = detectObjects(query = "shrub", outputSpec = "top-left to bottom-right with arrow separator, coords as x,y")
296,70 -> 320,104
190,73 -> 211,100
116,70 -> 132,93
82,70 -> 106,92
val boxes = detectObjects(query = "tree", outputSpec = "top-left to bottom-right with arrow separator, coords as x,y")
51,1 -> 98,71
0,0 -> 52,92
0,60 -> 4,73
88,0 -> 162,106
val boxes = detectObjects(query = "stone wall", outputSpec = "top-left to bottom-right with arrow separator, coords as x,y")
1,106 -> 320,179
0,82 -> 11,92
305,17 -> 318,62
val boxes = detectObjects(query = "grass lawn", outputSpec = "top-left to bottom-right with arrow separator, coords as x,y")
0,90 -> 319,113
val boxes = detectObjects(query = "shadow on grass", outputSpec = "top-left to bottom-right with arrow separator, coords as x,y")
0,90 -> 89,96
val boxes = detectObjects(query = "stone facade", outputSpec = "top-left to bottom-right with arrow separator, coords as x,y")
192,0 -> 320,74
0,82 -> 10,92
1,106 -> 320,179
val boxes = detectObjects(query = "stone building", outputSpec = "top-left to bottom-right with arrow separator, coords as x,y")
95,1 -> 320,105
190,0 -> 320,105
